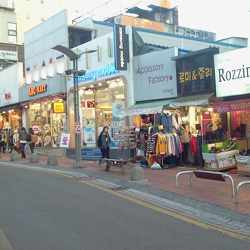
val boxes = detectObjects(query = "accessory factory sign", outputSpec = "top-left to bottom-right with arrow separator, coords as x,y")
215,48 -> 250,98
133,48 -> 178,102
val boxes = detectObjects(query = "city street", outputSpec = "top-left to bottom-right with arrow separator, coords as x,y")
0,165 -> 249,250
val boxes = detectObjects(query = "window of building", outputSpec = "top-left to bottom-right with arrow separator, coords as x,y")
8,22 -> 17,44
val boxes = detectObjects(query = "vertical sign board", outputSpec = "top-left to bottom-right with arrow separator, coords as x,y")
113,24 -> 129,71
176,48 -> 219,97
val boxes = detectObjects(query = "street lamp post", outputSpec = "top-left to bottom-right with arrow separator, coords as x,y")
52,45 -> 96,168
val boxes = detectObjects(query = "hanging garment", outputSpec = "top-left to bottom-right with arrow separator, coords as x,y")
146,134 -> 157,154
156,133 -> 168,155
161,113 -> 173,133
190,136 -> 198,156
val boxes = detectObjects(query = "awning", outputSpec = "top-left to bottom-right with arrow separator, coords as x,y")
127,99 -> 172,116
0,103 -> 21,112
169,94 -> 213,108
213,98 -> 250,113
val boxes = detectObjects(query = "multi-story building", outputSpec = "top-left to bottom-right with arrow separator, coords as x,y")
0,0 -> 23,71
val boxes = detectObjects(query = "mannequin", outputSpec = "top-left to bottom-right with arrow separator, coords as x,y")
180,123 -> 191,164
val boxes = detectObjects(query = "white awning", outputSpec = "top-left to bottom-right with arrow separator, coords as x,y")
127,100 -> 172,116
169,94 -> 213,108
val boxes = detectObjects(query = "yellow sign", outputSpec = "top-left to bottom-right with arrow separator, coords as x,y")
53,102 -> 65,113
119,15 -> 165,32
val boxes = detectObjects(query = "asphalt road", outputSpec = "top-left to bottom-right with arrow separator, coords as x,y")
0,165 -> 249,250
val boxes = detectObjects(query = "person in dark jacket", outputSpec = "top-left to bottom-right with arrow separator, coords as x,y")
98,126 -> 111,171
19,127 -> 28,159
27,128 -> 34,154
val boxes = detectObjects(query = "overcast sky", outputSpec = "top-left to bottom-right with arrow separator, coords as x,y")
63,0 -> 249,39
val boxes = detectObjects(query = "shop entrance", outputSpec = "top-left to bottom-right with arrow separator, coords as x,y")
27,97 -> 66,147
79,77 -> 126,149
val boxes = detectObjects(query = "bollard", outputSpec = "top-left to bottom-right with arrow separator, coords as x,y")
47,153 -> 58,166
29,153 -> 39,164
10,151 -> 21,161
130,163 -> 145,181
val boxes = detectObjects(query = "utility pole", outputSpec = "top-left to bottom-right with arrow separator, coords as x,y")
52,45 -> 96,168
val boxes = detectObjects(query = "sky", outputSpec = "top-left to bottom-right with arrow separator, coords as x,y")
63,0 -> 250,39
16,0 -> 250,40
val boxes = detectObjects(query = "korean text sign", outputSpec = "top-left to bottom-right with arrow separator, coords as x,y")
176,48 -> 218,96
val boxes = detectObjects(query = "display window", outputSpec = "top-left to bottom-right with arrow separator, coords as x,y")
78,77 -> 126,148
0,109 -> 21,130
27,98 -> 66,147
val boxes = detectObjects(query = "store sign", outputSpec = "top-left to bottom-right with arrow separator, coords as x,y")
213,99 -> 250,113
176,48 -> 219,97
175,26 -> 216,41
134,48 -> 177,102
0,50 -> 18,61
113,24 -> 129,71
215,48 -> 250,98
60,133 -> 70,148
118,15 -> 165,32
53,102 -> 65,113
78,64 -> 118,83
28,84 -> 47,97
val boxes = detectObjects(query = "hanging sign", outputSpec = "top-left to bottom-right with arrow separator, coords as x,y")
53,102 -> 65,113
113,24 -> 129,71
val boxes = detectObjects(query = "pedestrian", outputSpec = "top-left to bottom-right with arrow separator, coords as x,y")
13,129 -> 20,153
19,127 -> 28,159
27,128 -> 34,154
8,129 -> 14,153
97,126 -> 111,171
0,130 -> 3,153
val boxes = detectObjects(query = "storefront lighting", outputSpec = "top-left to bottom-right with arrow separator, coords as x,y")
85,89 -> 94,95
115,94 -> 125,99
2,111 -> 6,114
8,109 -> 14,113
24,105 -> 28,109
98,82 -> 103,87
79,89 -> 84,95
90,84 -> 94,88
109,82 -> 118,88
208,107 -> 214,112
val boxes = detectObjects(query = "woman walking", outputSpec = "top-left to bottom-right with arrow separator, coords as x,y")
27,128 -> 34,154
19,127 -> 28,159
97,126 -> 111,171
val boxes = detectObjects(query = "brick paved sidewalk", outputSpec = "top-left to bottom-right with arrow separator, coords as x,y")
1,152 -> 250,215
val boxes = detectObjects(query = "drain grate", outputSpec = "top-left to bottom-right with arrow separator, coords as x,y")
110,186 -> 129,191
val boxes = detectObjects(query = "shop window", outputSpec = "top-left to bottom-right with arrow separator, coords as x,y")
28,99 -> 66,147
107,37 -> 113,57
68,27 -> 92,49
78,78 -> 126,148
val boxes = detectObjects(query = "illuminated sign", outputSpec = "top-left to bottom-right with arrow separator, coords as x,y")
28,84 -> 47,97
53,101 -> 65,113
77,64 -> 119,83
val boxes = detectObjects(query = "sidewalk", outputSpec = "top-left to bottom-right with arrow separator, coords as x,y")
1,152 -> 250,215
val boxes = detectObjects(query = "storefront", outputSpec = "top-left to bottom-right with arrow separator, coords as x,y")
0,63 -> 23,130
67,63 -> 131,158
213,48 -> 250,155
19,76 -> 67,147
0,105 -> 22,130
